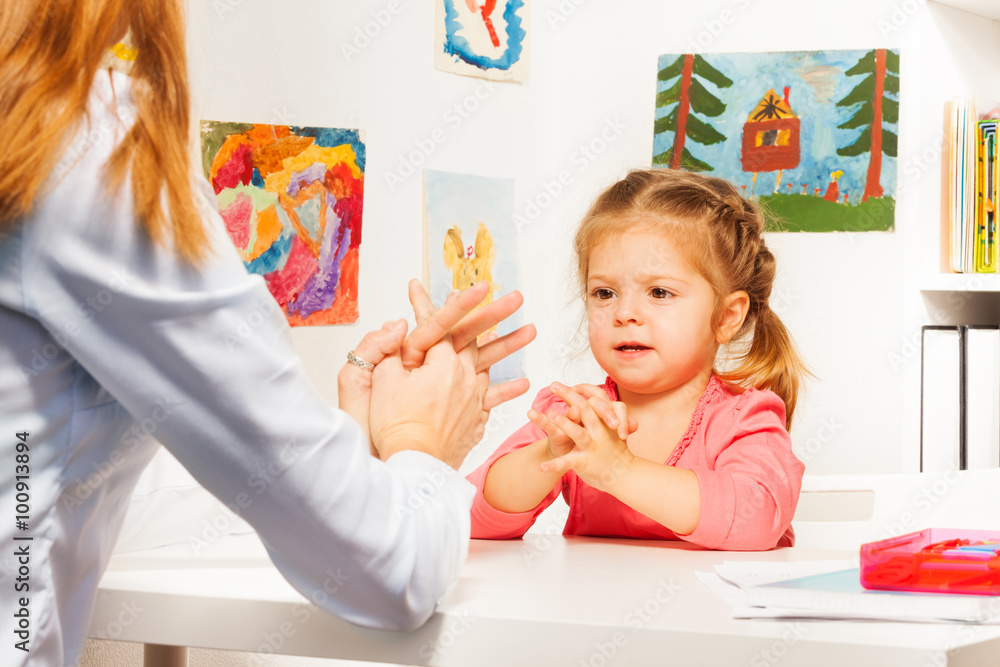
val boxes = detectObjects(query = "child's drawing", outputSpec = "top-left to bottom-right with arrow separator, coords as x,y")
653,49 -> 899,232
200,122 -> 365,326
424,170 -> 523,381
444,223 -> 498,309
434,0 -> 529,82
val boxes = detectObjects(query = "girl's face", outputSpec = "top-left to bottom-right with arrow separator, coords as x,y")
586,228 -> 720,397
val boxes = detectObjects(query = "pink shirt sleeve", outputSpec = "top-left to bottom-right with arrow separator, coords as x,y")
466,389 -> 565,539
682,389 -> 803,551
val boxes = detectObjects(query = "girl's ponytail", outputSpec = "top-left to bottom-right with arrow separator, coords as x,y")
711,195 -> 809,429
719,304 -> 806,428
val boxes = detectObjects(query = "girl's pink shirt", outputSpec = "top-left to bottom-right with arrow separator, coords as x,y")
467,375 -> 804,550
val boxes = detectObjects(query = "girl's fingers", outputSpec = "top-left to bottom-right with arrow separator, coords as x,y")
571,382 -> 623,433
550,383 -> 606,433
549,381 -> 587,409
551,382 -> 609,425
540,452 -> 576,475
549,409 -> 590,444
527,409 -> 573,453
611,401 -> 631,440
527,407 -> 562,439
571,383 -> 607,400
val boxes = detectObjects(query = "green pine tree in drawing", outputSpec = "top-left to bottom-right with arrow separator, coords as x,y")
653,54 -> 733,171
836,48 -> 899,201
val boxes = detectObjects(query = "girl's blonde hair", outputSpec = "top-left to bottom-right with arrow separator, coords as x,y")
0,0 -> 206,262
574,168 -> 808,427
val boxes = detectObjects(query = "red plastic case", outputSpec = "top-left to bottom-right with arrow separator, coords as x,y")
860,528 -> 1000,595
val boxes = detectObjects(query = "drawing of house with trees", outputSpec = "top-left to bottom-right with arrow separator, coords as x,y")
653,48 -> 899,232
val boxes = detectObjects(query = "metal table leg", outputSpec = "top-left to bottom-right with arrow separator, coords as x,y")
143,643 -> 187,667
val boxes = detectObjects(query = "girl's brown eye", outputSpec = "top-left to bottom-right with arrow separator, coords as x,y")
650,287 -> 671,299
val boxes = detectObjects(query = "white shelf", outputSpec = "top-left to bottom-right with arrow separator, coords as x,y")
931,0 -> 1000,20
919,273 -> 1000,292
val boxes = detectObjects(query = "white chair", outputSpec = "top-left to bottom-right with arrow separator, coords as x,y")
791,469 -> 1000,551
114,446 -> 253,554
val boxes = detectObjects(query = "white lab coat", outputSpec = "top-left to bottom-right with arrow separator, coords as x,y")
0,70 -> 474,667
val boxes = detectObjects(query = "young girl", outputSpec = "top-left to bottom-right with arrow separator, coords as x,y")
467,168 -> 808,550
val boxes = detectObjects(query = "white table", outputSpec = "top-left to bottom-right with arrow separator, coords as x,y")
90,533 -> 1000,666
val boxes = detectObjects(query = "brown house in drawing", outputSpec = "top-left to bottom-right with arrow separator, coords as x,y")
741,87 -> 801,175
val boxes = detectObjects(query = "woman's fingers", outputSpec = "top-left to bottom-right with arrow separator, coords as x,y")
406,278 -> 437,324
400,282 -> 532,379
340,319 -> 407,391
402,280 -> 489,368
339,320 -> 408,457
483,378 -> 530,411
357,319 -> 408,362
475,323 -> 536,372
450,290 -> 524,351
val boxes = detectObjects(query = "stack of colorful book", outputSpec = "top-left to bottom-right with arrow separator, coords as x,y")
950,97 -> 1000,274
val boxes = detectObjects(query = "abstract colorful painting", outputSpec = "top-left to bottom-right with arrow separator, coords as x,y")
424,170 -> 523,382
434,0 -> 529,82
200,122 -> 365,325
653,49 -> 899,232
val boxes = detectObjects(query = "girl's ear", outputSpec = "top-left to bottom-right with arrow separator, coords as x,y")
715,291 -> 749,344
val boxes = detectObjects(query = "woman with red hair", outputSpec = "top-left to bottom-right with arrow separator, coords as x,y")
0,2 -> 533,664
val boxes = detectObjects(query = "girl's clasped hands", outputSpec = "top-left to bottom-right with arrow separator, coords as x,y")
529,381 -> 637,493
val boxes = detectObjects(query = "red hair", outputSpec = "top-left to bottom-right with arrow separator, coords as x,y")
0,0 -> 207,261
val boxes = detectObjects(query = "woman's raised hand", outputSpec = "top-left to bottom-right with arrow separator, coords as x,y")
358,279 -> 534,469
368,330 -> 487,469
403,279 -> 535,411
337,318 -> 409,455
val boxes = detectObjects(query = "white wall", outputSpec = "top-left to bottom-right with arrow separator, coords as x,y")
86,0 -> 1000,665
182,0 -> 957,478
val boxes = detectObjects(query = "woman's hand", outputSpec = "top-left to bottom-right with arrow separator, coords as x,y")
403,279 -> 534,412
536,382 -> 636,493
342,279 -> 534,466
337,319 -> 409,455
369,335 -> 488,469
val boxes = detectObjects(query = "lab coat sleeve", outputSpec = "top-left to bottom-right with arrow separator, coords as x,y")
20,154 -> 473,630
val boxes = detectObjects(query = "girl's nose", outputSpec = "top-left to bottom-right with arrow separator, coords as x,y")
613,293 -> 643,326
